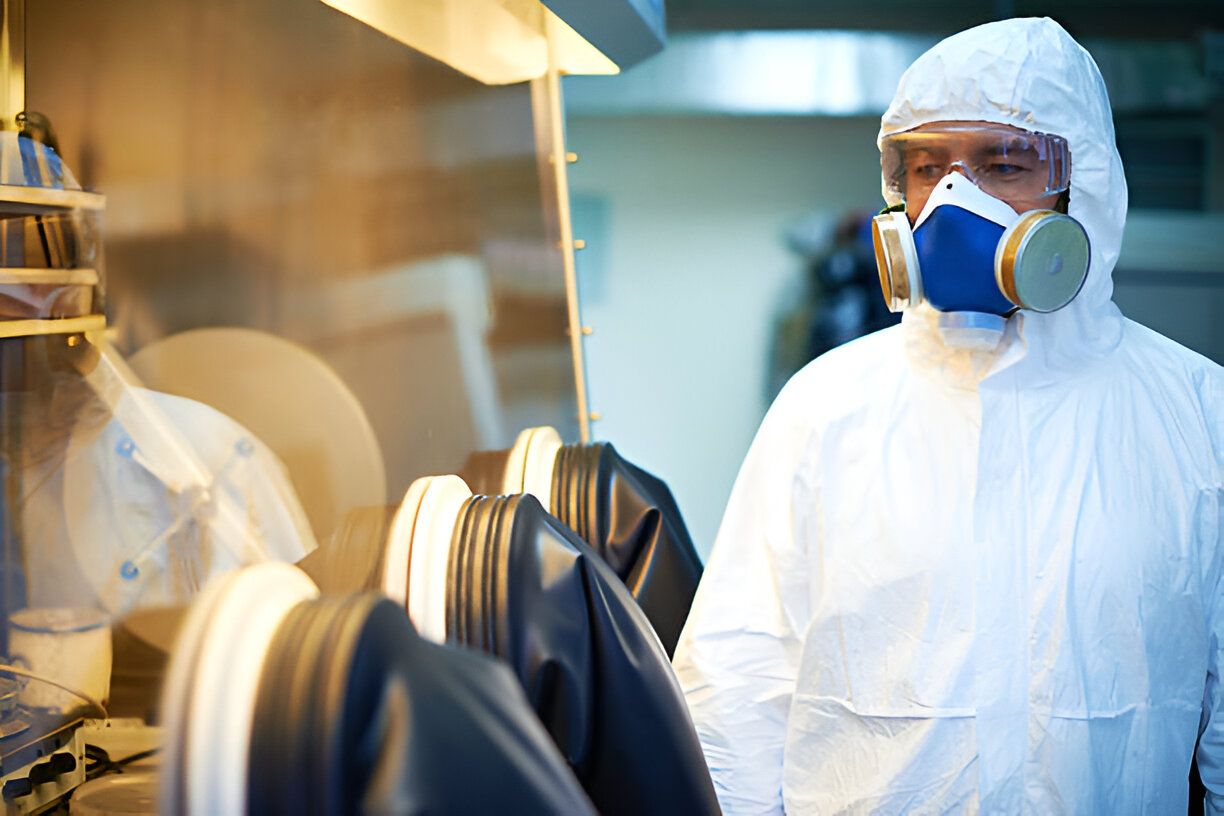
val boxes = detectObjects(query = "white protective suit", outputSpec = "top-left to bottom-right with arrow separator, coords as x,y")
673,17 -> 1223,815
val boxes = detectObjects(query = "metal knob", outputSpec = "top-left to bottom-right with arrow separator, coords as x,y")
3,777 -> 33,799
27,752 -> 76,785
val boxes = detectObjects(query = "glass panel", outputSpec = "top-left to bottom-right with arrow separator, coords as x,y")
13,0 -> 580,734
27,0 -> 580,536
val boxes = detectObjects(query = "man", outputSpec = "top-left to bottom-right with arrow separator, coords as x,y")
673,17 -> 1222,814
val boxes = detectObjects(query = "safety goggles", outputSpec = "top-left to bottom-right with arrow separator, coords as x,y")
881,124 -> 1070,208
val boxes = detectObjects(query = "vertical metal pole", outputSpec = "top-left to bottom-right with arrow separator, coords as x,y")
0,0 -> 23,651
543,13 -> 592,442
0,342 -> 21,656
0,0 -> 23,127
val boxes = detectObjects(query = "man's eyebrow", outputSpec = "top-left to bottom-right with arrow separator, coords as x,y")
983,141 -> 1038,156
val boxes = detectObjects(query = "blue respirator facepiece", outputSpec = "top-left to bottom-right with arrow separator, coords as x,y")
871,172 -> 1091,348
914,204 -> 1016,315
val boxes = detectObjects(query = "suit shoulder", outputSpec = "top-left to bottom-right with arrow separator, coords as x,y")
770,325 -> 905,424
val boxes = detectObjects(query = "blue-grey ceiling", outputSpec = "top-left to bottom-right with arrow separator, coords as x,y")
665,0 -> 1224,40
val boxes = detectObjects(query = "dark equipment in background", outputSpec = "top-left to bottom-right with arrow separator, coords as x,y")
769,210 -> 901,399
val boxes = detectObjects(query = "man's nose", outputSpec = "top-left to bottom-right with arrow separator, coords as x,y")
947,160 -> 975,181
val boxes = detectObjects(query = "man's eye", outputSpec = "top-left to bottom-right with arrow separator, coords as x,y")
912,163 -> 944,178
986,162 -> 1031,177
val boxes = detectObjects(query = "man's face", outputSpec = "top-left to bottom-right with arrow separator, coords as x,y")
892,121 -> 1067,222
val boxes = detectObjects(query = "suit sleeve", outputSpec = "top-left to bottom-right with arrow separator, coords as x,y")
672,386 -> 819,815
1200,487 -> 1223,815
1199,371 -> 1223,816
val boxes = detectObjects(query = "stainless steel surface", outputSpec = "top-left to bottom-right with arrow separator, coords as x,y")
318,0 -> 618,85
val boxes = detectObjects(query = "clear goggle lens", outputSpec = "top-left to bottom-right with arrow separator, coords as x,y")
881,124 -> 1070,208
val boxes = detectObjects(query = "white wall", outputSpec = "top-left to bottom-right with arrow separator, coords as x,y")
565,115 -> 882,555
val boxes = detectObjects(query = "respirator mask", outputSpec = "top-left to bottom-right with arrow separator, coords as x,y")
873,124 -> 1091,349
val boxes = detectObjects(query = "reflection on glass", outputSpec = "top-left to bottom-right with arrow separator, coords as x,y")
29,0 -> 580,529
19,0 -> 582,740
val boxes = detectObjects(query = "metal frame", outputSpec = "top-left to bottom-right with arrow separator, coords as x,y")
0,0 -> 20,128
543,13 -> 592,442
0,314 -> 105,339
